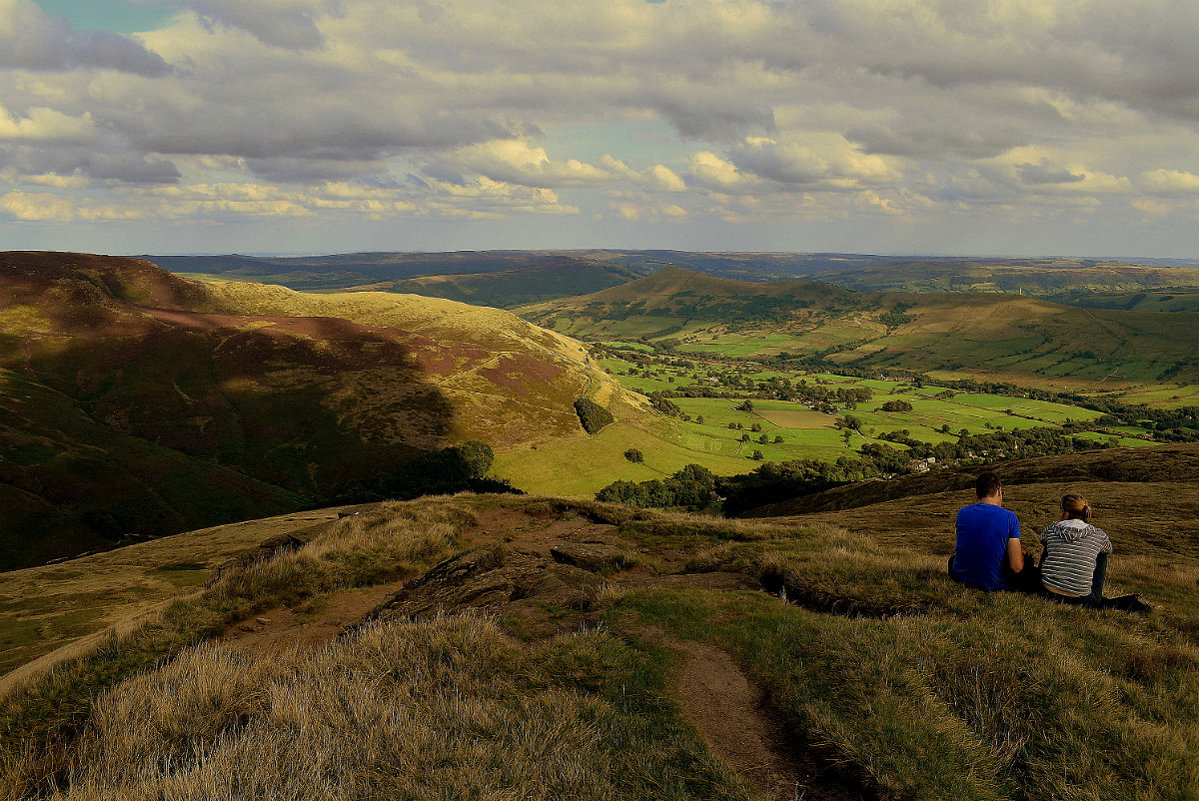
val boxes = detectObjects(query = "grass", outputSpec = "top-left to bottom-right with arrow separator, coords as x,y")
0,499 -> 471,798
612,532 -> 1199,801
3,490 -> 1198,800
41,617 -> 748,801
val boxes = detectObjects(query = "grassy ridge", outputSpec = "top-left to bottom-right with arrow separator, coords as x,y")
4,492 -> 1196,800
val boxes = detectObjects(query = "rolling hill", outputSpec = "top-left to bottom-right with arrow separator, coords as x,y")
150,252 -> 645,305
149,249 -> 1199,304
0,251 -> 643,569
521,266 -> 1199,385
328,256 -> 641,307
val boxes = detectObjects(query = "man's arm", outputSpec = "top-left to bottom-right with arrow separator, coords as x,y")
1006,537 -> 1024,573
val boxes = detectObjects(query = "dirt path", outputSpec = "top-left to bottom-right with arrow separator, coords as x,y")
218,578 -> 410,654
668,638 -> 868,801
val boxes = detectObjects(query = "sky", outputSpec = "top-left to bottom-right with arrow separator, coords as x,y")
2,1 -> 1199,257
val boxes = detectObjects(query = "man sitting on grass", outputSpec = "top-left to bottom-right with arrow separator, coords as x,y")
948,471 -> 1036,592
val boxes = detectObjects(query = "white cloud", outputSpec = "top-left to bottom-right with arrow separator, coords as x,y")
1141,169 -> 1199,195
0,106 -> 95,143
441,140 -> 614,188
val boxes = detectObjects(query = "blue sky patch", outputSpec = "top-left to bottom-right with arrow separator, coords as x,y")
32,0 -> 173,33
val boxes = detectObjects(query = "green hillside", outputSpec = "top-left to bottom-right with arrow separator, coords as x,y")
0,252 -> 644,569
522,266 -> 1199,385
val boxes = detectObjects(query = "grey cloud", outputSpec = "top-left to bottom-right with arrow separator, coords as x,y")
1018,163 -> 1085,185
847,125 -> 1025,160
0,0 -> 170,75
0,144 -> 180,184
181,1 -> 335,50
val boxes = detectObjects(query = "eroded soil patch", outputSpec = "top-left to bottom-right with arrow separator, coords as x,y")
667,637 -> 870,801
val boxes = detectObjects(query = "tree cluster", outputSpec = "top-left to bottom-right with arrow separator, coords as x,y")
574,397 -> 615,434
595,464 -> 717,509
336,441 -> 516,503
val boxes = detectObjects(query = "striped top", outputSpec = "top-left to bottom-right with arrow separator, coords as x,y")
1039,519 -> 1112,596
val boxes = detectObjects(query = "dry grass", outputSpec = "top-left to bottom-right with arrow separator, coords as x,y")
0,499 -> 475,799
39,615 -> 745,801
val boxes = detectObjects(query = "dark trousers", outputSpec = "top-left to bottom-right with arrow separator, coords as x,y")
947,552 -> 1040,593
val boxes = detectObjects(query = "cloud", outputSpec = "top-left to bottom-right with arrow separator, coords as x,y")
0,0 -> 170,75
173,0 -> 337,49
441,140 -> 615,188
5,0 -> 1199,251
1141,169 -> 1199,195
1018,162 -> 1086,186
0,107 -> 95,143
729,135 -> 902,188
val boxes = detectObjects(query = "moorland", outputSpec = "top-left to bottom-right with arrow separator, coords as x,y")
3,249 -> 1199,801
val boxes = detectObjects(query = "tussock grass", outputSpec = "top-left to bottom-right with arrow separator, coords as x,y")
40,616 -> 747,801
0,500 -> 472,799
616,553 -> 1199,801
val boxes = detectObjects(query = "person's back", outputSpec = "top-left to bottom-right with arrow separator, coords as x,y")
1040,517 -> 1112,598
949,471 -> 1025,591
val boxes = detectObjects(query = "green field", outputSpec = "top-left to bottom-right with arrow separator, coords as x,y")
495,350 -> 1166,498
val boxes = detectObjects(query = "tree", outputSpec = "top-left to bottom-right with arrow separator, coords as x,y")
773,435 -> 784,444
574,398 -> 614,434
758,434 -> 769,444
881,400 -> 913,413
736,399 -> 755,412
751,450 -> 765,460
624,448 -> 644,463
740,433 -> 751,442
751,422 -> 763,432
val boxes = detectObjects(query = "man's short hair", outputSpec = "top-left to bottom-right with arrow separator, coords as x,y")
975,471 -> 1002,499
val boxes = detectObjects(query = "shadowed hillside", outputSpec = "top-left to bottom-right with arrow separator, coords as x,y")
339,256 -> 641,307
0,252 -> 640,569
150,252 -> 645,304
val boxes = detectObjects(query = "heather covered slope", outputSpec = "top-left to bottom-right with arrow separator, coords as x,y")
0,252 -> 641,569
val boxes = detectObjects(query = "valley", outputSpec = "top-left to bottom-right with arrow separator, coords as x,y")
4,249 -> 1199,801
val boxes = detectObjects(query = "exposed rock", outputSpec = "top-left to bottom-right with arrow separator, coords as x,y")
370,547 -> 604,634
549,541 -> 630,574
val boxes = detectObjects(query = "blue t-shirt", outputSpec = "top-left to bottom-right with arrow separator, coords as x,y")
953,503 -> 1020,590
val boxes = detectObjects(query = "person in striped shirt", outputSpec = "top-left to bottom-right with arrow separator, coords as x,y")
1039,494 -> 1150,612
1039,494 -> 1110,606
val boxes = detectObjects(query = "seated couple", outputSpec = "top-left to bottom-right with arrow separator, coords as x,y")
948,471 -> 1149,612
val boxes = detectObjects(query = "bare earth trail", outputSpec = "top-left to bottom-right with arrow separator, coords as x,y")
667,636 -> 869,801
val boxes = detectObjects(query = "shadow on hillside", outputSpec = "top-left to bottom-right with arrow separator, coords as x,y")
1,312 -> 455,570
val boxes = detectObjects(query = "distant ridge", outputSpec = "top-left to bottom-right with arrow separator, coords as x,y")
742,443 -> 1199,518
567,264 -> 860,310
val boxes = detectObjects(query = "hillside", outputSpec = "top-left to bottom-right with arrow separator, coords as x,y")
150,249 -> 1199,301
522,266 -> 1199,384
3,480 -> 1197,800
334,256 -> 641,307
151,252 -> 648,302
0,252 -> 642,569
